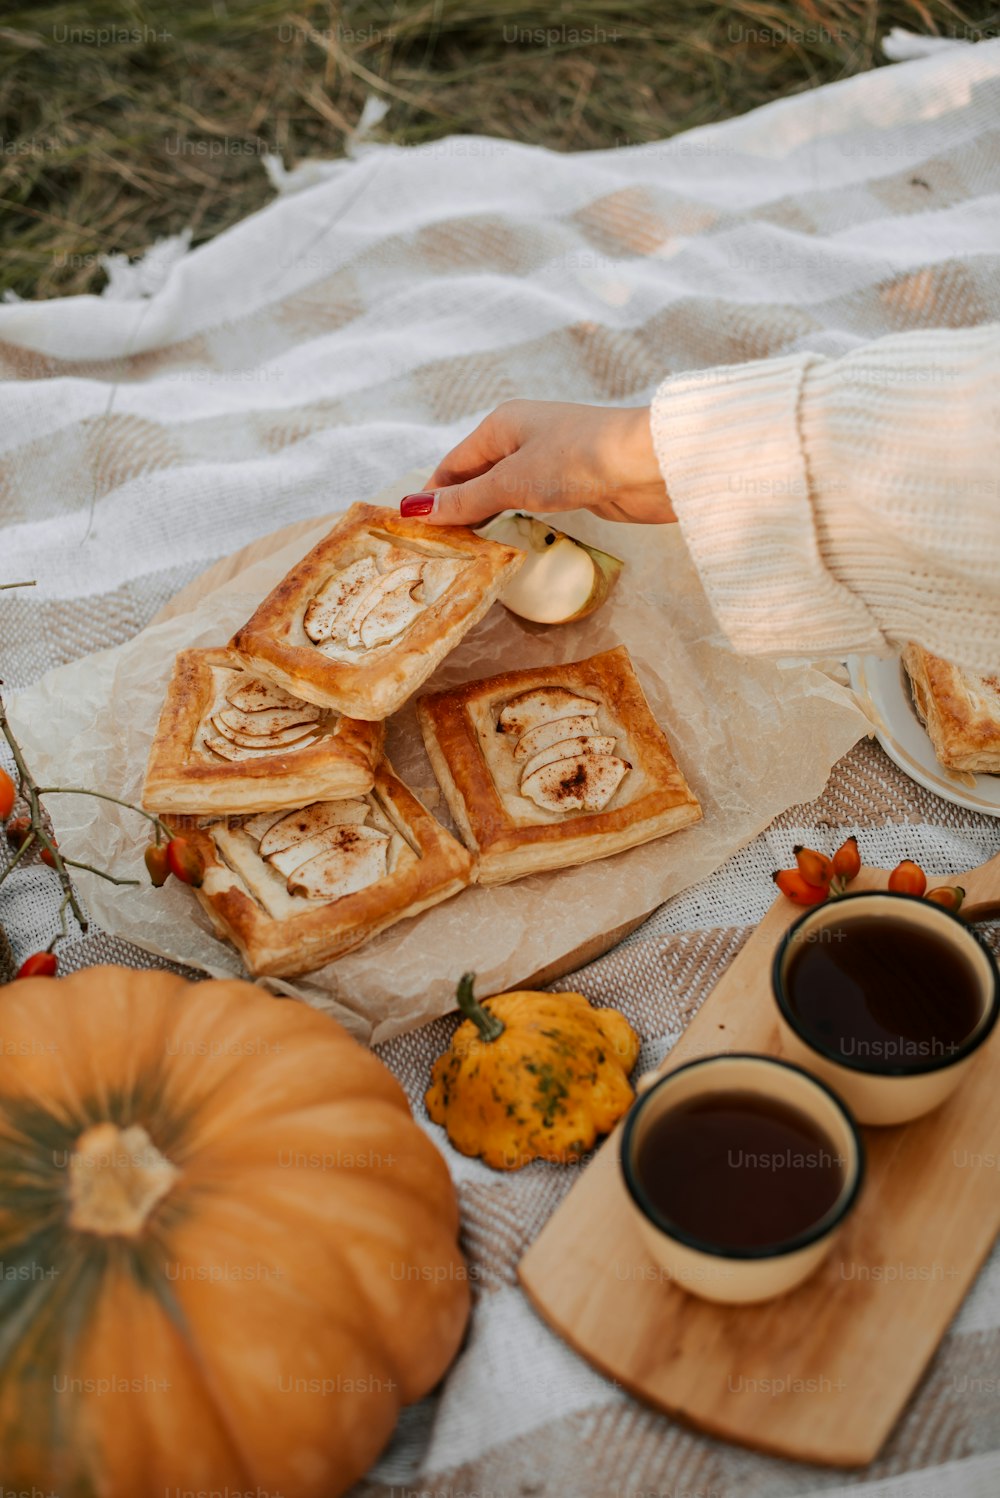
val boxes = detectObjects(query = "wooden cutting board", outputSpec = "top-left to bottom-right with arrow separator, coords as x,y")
150,508 -> 658,985
519,853 -> 1000,1468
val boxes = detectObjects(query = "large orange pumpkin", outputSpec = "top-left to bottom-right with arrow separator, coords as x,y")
0,966 -> 469,1497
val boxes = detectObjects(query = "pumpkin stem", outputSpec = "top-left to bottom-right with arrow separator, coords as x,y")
456,972 -> 505,1043
67,1122 -> 179,1238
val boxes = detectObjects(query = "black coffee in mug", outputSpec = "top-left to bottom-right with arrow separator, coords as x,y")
785,915 -> 981,1071
633,1090 -> 845,1251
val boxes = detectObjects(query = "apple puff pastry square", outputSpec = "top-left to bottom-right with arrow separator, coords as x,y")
142,647 -> 383,815
417,645 -> 701,885
902,643 -> 1000,774
228,503 -> 524,720
164,759 -> 474,977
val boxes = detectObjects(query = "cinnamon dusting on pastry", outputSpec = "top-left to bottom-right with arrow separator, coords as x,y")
496,686 -> 630,813
201,670 -> 328,762
303,545 -> 464,656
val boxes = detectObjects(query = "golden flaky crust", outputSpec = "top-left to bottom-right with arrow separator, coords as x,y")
142,647 -> 383,814
416,645 -> 702,885
902,643 -> 1000,774
227,503 -> 524,720
166,759 -> 474,978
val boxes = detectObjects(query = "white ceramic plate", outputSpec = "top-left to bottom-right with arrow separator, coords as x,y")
847,655 -> 1000,818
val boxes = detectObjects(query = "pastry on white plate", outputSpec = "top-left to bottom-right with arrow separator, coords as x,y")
902,643 -> 1000,774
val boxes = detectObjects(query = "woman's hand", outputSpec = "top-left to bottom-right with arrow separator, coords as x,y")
400,400 -> 674,527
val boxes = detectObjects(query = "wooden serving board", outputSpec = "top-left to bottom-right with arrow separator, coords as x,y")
149,506 -> 659,987
519,853 -> 1000,1469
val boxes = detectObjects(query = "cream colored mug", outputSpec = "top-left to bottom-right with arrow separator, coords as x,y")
619,1053 -> 864,1305
772,891 -> 999,1126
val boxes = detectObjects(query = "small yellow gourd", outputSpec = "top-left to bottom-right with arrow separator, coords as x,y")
426,973 -> 641,1170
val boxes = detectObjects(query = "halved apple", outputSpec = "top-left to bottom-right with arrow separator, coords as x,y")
477,512 -> 623,625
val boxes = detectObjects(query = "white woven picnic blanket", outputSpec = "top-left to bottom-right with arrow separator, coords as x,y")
2,34 -> 1000,1498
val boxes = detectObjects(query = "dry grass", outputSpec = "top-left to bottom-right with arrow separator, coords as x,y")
1,0 -> 997,298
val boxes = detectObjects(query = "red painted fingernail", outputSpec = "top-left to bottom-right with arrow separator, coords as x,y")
400,493 -> 435,517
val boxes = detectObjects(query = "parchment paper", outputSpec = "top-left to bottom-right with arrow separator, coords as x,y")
9,483 -> 870,1043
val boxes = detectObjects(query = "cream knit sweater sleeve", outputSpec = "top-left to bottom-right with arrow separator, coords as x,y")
649,324 -> 1000,673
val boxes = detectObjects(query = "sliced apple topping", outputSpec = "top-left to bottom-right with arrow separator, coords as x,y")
285,825 -> 390,898
238,797 -> 393,903
226,676 -> 300,712
519,734 -> 616,780
267,824 -> 375,878
259,799 -> 370,859
211,715 -> 320,750
418,557 -> 464,603
240,810 -> 288,840
498,688 -> 599,739
201,673 -> 328,762
359,580 -> 425,649
217,705 -> 320,737
303,549 -> 468,656
497,683 -> 630,814
204,730 -> 320,762
345,563 -> 424,649
205,735 -> 279,762
304,557 -> 378,644
520,754 -> 631,814
513,714 -> 600,763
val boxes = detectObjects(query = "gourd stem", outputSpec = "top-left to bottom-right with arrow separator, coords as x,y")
456,972 -> 505,1043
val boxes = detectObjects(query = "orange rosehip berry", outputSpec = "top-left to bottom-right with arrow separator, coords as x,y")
5,815 -> 31,850
925,885 -> 965,913
166,836 -> 204,888
39,839 -> 59,868
0,768 -> 15,821
144,842 -> 171,887
888,859 -> 927,897
793,845 -> 832,888
773,869 -> 829,906
15,951 -> 57,979
832,835 -> 861,882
